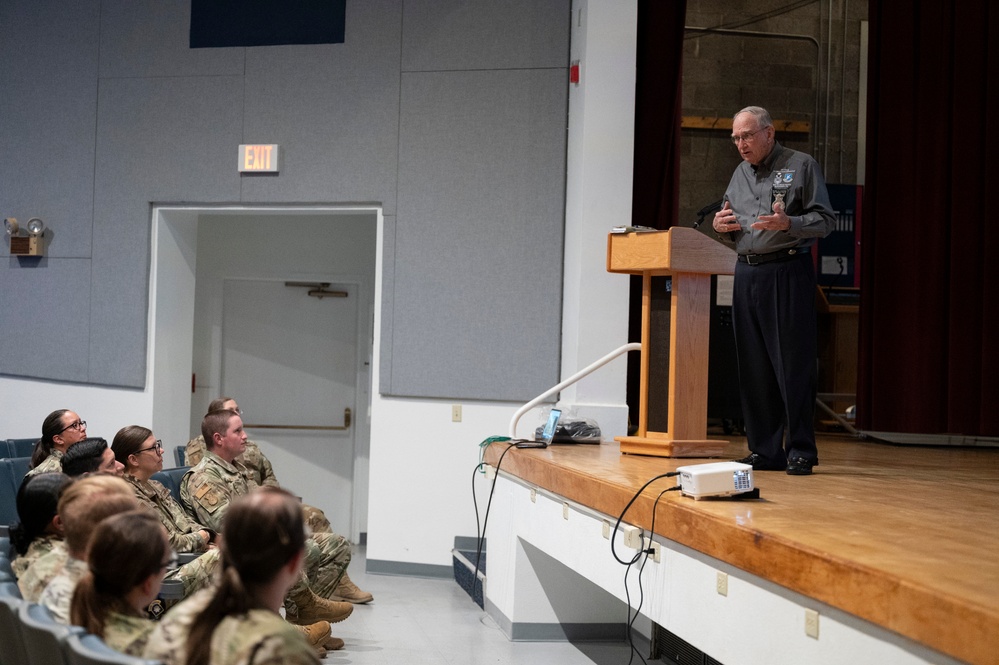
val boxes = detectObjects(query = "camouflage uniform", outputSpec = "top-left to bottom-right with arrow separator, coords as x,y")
123,473 -> 214,553
211,609 -> 320,665
185,436 -> 278,487
38,556 -> 87,623
166,548 -> 221,598
180,451 -> 250,533
104,611 -> 156,656
186,435 -> 331,534
17,540 -> 69,602
179,452 -> 348,604
144,586 -> 214,665
10,534 -> 62,579
25,450 -> 63,478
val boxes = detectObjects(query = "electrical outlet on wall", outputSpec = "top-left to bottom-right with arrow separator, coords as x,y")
805,609 -> 820,638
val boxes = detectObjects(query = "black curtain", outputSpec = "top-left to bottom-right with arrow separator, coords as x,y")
631,0 -> 687,230
627,0 -> 687,431
859,1 -> 999,435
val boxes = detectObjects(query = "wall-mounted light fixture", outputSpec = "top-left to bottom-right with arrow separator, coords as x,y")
4,217 -> 46,256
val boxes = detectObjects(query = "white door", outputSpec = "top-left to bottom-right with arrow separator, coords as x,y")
220,278 -> 358,538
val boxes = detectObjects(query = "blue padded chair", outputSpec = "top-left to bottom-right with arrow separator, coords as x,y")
0,581 -> 29,665
65,633 -> 163,665
173,446 -> 185,468
6,440 -> 37,459
0,554 -> 14,580
0,443 -> 10,458
158,576 -> 185,601
7,458 -> 30,491
1,458 -> 32,531
150,467 -> 189,506
18,602 -> 84,665
0,459 -> 18,529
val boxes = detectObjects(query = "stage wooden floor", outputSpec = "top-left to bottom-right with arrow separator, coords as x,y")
484,434 -> 999,665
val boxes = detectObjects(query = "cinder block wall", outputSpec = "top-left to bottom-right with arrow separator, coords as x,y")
679,1 -> 867,225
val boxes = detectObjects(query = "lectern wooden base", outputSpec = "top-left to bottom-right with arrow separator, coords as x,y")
616,434 -> 726,458
607,228 -> 737,459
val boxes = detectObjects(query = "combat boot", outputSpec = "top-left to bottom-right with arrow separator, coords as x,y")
324,636 -> 345,651
330,571 -> 373,604
295,589 -> 354,625
296,621 -> 332,657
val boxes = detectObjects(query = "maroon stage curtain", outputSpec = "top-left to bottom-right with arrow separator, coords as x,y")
859,1 -> 999,435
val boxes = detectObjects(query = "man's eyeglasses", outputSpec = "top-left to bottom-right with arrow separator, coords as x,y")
135,440 -> 164,455
60,420 -> 86,433
730,128 -> 766,144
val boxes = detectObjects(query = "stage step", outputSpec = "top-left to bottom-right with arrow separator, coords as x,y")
451,536 -> 485,608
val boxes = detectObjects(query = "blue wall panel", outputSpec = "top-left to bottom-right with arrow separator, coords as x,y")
239,0 -> 403,210
1,0 -> 571,400
386,68 -> 567,400
401,0 -> 570,72
90,76 -> 244,386
0,259 -> 92,382
0,0 -> 100,259
98,0 -> 246,78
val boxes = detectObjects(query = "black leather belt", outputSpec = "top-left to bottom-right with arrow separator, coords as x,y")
737,247 -> 806,265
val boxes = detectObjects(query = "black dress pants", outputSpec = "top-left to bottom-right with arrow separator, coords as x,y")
732,252 -> 818,465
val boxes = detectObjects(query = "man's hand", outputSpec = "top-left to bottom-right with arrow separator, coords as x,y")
753,198 -> 791,231
713,201 -> 740,233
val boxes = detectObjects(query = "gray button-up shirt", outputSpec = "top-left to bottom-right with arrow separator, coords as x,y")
719,142 -> 835,256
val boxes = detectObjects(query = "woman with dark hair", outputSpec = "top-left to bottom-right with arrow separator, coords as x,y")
18,474 -> 135,602
27,409 -> 89,476
185,487 -> 320,665
112,425 -> 216,553
8,472 -> 71,579
70,510 -> 171,655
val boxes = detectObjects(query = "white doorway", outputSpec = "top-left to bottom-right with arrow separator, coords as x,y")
149,205 -> 379,543
220,278 -> 359,535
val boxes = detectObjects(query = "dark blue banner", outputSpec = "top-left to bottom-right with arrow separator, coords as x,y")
191,0 -> 346,48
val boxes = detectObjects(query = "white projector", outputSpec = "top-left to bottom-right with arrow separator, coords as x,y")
677,461 -> 754,499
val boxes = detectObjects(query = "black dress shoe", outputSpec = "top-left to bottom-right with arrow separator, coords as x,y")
786,456 -> 816,475
734,453 -> 787,471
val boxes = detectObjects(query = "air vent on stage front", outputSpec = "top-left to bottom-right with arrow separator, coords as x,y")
651,623 -> 724,665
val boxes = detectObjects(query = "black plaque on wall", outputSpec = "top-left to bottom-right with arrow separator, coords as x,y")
190,0 -> 346,48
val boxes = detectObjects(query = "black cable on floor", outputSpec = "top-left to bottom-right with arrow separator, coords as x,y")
624,485 -> 678,665
471,439 -> 517,587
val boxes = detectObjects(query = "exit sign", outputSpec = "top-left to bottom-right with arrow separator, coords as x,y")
238,144 -> 280,173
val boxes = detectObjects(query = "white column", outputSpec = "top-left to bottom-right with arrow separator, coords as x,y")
561,0 -> 638,438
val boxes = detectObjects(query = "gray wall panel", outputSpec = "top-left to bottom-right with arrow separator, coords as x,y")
402,0 -> 570,72
99,0 -> 245,78
2,1 -> 569,397
93,76 -> 244,202
239,0 -> 402,210
0,259 -> 91,382
90,76 -> 244,387
385,69 -> 567,400
87,201 -> 153,388
0,0 -> 100,259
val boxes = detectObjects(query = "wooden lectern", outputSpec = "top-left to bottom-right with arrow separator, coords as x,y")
607,228 -> 737,457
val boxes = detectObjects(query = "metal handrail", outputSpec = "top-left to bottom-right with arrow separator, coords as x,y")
508,343 -> 642,438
